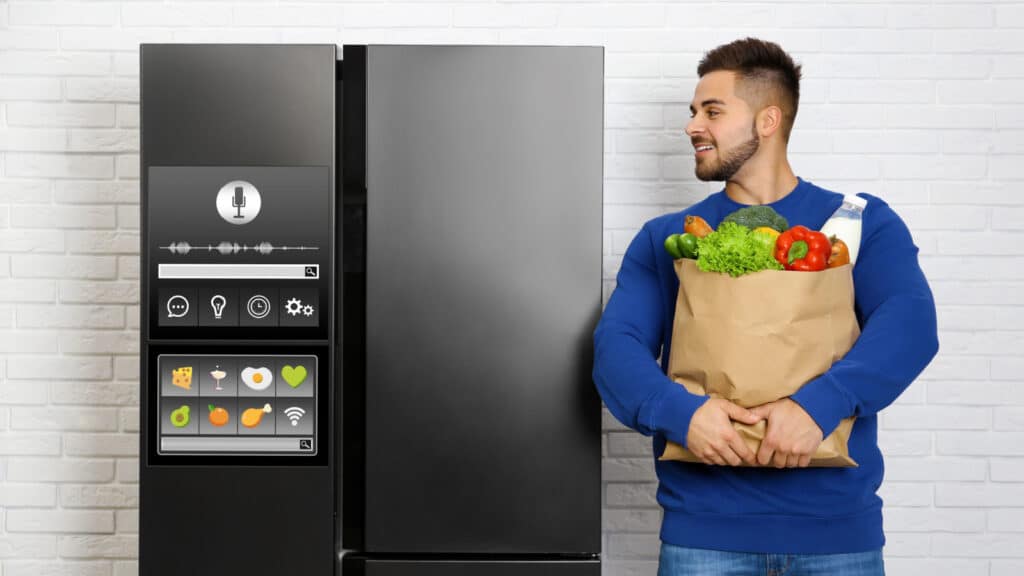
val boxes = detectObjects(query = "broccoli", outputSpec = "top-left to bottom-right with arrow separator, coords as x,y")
721,205 -> 789,232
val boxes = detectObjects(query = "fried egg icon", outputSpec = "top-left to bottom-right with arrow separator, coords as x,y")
240,366 -> 273,391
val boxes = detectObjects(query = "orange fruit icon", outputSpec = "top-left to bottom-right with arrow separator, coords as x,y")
207,404 -> 229,427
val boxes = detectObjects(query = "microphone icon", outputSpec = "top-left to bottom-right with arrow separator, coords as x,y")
232,186 -> 246,218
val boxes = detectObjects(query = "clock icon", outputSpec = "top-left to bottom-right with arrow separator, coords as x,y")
246,294 -> 271,319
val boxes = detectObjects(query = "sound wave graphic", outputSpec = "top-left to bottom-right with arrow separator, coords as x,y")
160,242 -> 320,255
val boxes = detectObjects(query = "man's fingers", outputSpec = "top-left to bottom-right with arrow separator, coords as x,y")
756,442 -> 773,466
798,454 -> 812,468
726,402 -> 764,425
785,453 -> 800,468
727,432 -> 756,465
718,444 -> 744,467
772,450 -> 787,469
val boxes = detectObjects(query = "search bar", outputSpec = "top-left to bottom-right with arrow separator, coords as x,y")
158,264 -> 319,279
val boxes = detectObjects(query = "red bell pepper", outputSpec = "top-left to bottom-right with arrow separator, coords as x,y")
774,225 -> 831,272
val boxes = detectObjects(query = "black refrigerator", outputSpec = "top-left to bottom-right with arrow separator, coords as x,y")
140,44 -> 603,576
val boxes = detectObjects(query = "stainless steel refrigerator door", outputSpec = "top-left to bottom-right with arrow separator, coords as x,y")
363,45 -> 603,554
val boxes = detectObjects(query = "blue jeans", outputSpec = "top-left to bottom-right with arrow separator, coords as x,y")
658,542 -> 885,576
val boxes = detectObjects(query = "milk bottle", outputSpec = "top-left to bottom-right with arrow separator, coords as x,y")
820,195 -> 867,266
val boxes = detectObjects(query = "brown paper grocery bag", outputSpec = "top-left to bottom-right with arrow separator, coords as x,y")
659,259 -> 860,467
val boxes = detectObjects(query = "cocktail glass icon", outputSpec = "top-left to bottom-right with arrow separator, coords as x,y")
210,366 -> 227,391
210,295 -> 227,319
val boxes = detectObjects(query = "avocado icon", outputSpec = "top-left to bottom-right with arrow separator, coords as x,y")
170,405 -> 190,428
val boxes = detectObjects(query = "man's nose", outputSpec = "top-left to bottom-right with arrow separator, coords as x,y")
685,117 -> 702,138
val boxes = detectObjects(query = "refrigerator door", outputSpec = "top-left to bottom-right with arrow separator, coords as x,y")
360,45 -> 603,554
343,556 -> 600,576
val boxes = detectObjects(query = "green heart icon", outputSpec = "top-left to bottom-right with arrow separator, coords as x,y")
282,365 -> 307,388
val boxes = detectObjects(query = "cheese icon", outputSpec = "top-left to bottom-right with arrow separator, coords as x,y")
172,366 -> 193,390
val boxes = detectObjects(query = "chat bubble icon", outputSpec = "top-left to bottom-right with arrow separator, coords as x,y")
167,294 -> 190,318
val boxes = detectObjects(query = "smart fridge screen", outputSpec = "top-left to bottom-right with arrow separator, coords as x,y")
157,354 -> 318,456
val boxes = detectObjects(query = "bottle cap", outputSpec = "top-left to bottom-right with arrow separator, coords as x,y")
845,194 -> 867,209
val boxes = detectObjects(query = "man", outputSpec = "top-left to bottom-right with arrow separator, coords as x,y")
592,38 -> 939,576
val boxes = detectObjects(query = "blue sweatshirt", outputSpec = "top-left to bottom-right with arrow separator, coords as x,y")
593,177 -> 939,554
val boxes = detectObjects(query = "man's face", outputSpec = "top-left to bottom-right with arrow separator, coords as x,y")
685,71 -> 760,182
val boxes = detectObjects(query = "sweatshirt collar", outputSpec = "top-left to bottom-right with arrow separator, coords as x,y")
719,177 -> 809,210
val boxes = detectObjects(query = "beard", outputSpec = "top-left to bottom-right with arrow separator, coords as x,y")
695,124 -> 760,182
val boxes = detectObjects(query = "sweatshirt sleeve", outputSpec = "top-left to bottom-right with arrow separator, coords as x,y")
790,197 -> 939,437
592,222 -> 709,448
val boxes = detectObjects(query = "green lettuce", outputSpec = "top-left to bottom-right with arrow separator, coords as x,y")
695,222 -> 783,277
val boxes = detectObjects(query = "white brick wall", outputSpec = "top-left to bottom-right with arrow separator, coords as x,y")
0,1 -> 1021,575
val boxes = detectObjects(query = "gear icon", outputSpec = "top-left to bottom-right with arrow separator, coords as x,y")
285,297 -> 303,317
303,305 -> 314,317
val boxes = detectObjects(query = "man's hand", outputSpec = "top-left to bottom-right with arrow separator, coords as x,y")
749,398 -> 824,469
686,398 -> 763,466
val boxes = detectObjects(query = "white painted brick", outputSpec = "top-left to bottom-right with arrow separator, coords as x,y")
0,484 -> 58,507
6,104 -> 115,128
607,533 -> 659,558
65,80 -> 138,104
341,4 -> 450,28
938,306 -> 1024,331
58,331 -> 138,355
233,4 -> 339,27
3,561 -> 112,576
60,485 -> 138,509
778,5 -> 886,28
10,255 -> 117,280
607,432 -> 653,457
884,508 -> 986,533
114,53 -> 139,78
116,205 -> 139,229
991,459 -> 1024,481
6,458 -> 114,483
13,205 -> 117,230
116,105 -> 139,129
119,407 -> 138,433
932,532 -> 1024,557
113,356 -> 138,381
117,256 -> 139,280
0,381 -> 48,405
884,155 -> 988,180
932,181 -> 1024,205
11,407 -> 118,432
880,55 -> 991,79
937,482 -> 1024,510
0,330 -> 59,354
0,79 -> 62,101
170,28 -> 281,44
59,281 -> 138,305
990,156 -> 1024,180
993,55 -> 1024,78
0,229 -> 64,252
115,510 -> 137,534
929,380 -> 1024,407
616,131 -> 688,155
603,55 -> 661,80
115,155 -> 139,179
0,180 -> 53,204
6,510 -> 114,534
561,5 -> 665,28
988,509 -> 1024,532
603,509 -> 661,533
994,407 -> 1024,431
939,331 -> 1024,357
880,482 -> 934,507
884,457 -> 987,482
64,231 -> 138,254
59,29 -> 173,52
886,558 -> 987,576
938,431 -> 1024,456
57,535 -> 137,559
68,130 -> 139,154
0,129 -> 67,152
662,155 -> 698,181
6,155 -> 114,180
933,280 -> 1024,305
16,305 -> 124,329
112,561 -> 137,576
792,153 -> 881,179
0,51 -> 111,77
881,532 -> 931,557
993,561 -> 1024,576
886,105 -> 994,130
993,208 -> 1024,230
10,3 -> 119,26
877,430 -> 932,456
0,29 -> 60,51
607,483 -> 658,508
121,2 -> 232,27
939,80 -> 1024,104
0,434 -> 61,456
603,203 -> 666,230
832,130 -> 939,154
6,355 -> 112,380
935,29 -> 1024,53
822,29 -> 933,53
603,458 -> 656,482
55,181 -> 138,204
887,5 -> 993,29
50,382 -> 138,406
63,434 -> 138,457
0,535 -> 57,559
115,460 -> 138,484
801,104 -> 886,129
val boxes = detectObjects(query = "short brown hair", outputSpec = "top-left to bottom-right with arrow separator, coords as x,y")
697,38 -> 802,142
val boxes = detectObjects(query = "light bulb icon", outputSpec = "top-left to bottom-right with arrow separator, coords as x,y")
210,294 -> 227,319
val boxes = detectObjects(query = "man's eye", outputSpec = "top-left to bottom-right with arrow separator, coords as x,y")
707,110 -> 719,117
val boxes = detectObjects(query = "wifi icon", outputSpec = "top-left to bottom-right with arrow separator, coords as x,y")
284,406 -> 306,427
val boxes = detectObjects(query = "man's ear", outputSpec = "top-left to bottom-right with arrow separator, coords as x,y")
757,105 -> 784,139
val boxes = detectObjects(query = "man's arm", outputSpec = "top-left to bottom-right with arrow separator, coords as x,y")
788,196 -> 940,439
